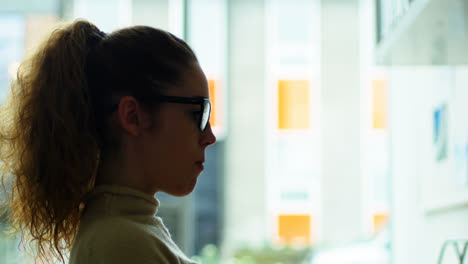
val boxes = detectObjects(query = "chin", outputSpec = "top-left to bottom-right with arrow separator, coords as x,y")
168,189 -> 194,197
166,179 -> 198,197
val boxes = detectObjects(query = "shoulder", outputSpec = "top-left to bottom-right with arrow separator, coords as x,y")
90,217 -> 149,239
79,217 -> 180,263
89,217 -> 158,249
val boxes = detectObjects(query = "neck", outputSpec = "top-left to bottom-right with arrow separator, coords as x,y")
95,152 -> 156,196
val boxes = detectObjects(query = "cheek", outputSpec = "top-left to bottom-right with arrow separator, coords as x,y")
150,112 -> 200,162
157,128 -> 197,159
168,117 -> 200,147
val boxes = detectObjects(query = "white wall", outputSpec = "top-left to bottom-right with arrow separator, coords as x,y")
132,0 -> 169,31
389,66 -> 468,264
73,0 -> 132,32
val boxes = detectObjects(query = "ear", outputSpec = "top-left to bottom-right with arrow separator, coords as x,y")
117,96 -> 146,136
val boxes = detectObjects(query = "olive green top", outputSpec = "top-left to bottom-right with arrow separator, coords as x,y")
69,185 -> 196,264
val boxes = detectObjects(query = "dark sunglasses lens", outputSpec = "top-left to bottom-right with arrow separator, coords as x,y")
200,100 -> 211,131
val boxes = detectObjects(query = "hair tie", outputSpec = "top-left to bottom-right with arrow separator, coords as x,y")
87,30 -> 106,49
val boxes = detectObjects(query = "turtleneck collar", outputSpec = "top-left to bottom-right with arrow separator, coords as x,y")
83,185 -> 160,217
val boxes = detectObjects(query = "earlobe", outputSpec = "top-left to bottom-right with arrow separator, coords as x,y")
117,96 -> 141,136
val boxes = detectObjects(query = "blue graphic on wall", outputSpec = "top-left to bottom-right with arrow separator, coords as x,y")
433,103 -> 448,161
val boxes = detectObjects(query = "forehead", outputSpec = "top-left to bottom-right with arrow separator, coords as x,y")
170,63 -> 209,98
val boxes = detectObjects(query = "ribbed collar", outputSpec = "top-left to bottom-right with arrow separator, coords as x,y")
84,185 -> 160,217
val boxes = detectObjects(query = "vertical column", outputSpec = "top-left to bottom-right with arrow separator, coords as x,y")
320,0 -> 363,244
224,0 -> 267,255
186,0 -> 227,254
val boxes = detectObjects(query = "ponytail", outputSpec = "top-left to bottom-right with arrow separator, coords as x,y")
0,20 -> 104,262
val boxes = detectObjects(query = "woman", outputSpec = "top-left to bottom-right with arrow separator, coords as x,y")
0,19 -> 216,263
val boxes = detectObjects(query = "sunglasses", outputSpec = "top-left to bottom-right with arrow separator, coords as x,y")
111,95 -> 211,131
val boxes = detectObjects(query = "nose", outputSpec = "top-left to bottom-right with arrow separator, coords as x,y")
200,122 -> 216,147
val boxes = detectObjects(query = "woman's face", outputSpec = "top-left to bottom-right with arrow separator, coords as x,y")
141,62 -> 216,196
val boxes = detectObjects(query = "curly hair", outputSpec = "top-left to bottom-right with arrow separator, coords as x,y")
0,19 -> 197,263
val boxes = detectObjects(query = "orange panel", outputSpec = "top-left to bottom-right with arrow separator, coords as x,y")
278,80 -> 310,130
208,79 -> 216,127
278,214 -> 311,245
372,80 -> 388,129
373,213 -> 389,234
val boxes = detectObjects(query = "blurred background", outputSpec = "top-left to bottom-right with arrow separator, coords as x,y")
0,0 -> 468,263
